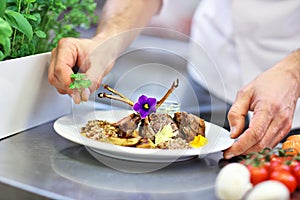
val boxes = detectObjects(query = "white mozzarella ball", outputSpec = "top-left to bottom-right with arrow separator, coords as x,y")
215,163 -> 253,200
245,180 -> 289,200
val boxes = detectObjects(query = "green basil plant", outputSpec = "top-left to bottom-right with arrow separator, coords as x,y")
0,0 -> 98,61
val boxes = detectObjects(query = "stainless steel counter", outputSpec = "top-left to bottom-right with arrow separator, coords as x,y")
0,118 -> 223,200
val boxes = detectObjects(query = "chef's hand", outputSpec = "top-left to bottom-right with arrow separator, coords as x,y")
224,50 -> 300,159
48,0 -> 161,104
48,36 -> 114,104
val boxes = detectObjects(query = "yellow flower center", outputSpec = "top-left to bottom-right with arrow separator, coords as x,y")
143,103 -> 149,110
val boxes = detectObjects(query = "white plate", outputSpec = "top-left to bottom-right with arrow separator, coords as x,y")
53,110 -> 234,163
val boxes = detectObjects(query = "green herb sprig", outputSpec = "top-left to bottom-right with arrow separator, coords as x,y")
69,73 -> 91,92
0,0 -> 98,61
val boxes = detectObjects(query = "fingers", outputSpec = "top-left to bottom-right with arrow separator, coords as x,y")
253,107 -> 293,148
71,71 -> 103,104
227,87 -> 252,138
71,90 -> 81,104
223,53 -> 300,159
48,37 -> 116,104
81,62 -> 113,102
224,109 -> 272,159
48,38 -> 79,95
49,38 -> 98,103
224,103 -> 294,159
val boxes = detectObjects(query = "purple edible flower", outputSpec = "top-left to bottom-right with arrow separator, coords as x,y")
133,95 -> 157,119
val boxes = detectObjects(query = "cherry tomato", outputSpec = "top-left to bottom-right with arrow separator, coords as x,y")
269,160 -> 288,173
292,165 -> 300,189
247,165 -> 269,185
270,170 -> 297,193
270,155 -> 284,164
284,155 -> 294,162
271,163 -> 291,173
288,160 -> 300,173
262,161 -> 271,173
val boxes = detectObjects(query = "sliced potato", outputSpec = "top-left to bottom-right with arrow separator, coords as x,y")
136,138 -> 156,149
105,136 -> 142,146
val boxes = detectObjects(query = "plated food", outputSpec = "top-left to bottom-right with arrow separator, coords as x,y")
80,79 -> 208,150
54,110 -> 233,162
81,111 -> 206,149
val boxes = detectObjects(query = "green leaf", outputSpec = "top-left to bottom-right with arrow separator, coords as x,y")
82,79 -> 92,88
0,51 -> 4,61
69,73 -> 91,90
35,30 -> 46,38
4,10 -> 33,40
24,0 -> 36,3
0,18 -> 13,37
29,13 -> 41,24
23,14 -> 38,21
155,124 -> 174,146
69,83 -> 75,89
74,81 -> 80,89
77,73 -> 85,80
0,37 -> 11,56
70,73 -> 78,79
0,0 -> 5,17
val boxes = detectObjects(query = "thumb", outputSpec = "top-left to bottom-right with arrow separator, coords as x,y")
86,62 -> 114,93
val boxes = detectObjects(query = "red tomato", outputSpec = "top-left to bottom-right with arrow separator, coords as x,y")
284,155 -> 294,161
289,160 -> 300,173
270,170 -> 297,193
269,161 -> 288,173
271,163 -> 291,173
247,165 -> 269,185
263,161 -> 271,173
270,155 -> 284,163
292,165 -> 300,189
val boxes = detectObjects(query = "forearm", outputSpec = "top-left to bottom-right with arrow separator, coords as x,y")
288,49 -> 300,98
294,49 -> 300,98
93,0 -> 161,41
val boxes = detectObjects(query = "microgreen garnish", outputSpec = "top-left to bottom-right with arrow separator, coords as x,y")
133,95 -> 157,119
69,73 -> 91,91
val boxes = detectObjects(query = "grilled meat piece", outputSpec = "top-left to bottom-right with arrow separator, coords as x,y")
173,111 -> 205,142
139,113 -> 179,141
116,111 -> 206,143
115,113 -> 141,138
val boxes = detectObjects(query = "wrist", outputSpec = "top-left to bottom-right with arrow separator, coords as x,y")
294,49 -> 300,77
91,30 -> 130,56
291,49 -> 300,98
